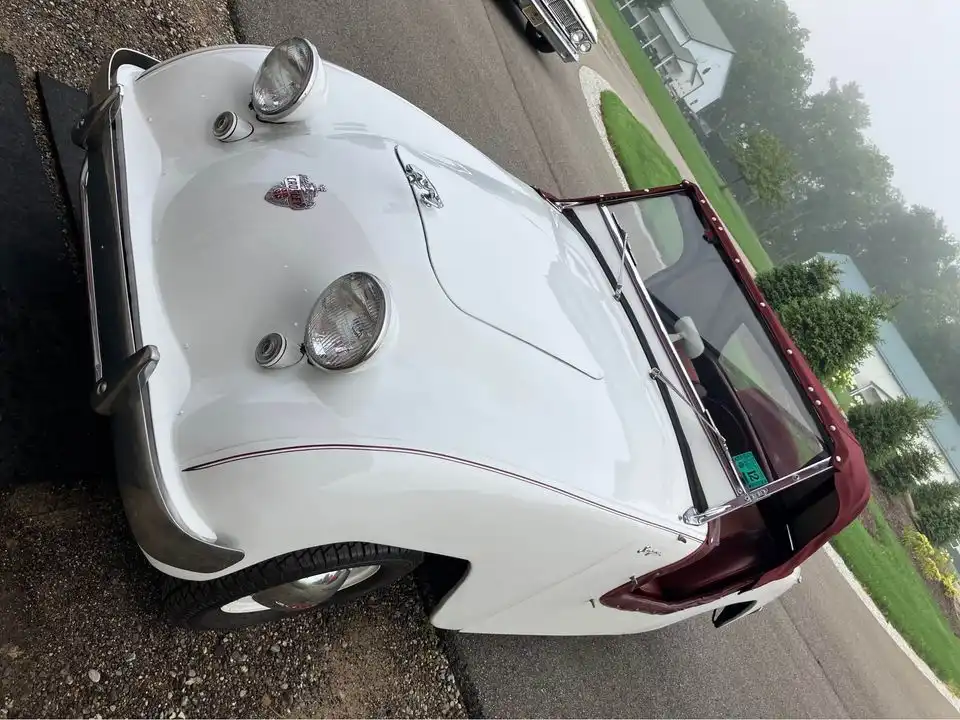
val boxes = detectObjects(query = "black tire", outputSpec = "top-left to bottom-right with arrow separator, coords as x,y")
524,21 -> 556,53
162,542 -> 423,630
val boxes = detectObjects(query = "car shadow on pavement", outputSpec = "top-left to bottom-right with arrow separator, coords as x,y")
490,0 -> 528,32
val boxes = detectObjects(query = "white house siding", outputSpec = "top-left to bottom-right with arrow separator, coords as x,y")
681,40 -> 732,110
853,348 -> 960,487
615,0 -> 734,112
854,349 -> 905,401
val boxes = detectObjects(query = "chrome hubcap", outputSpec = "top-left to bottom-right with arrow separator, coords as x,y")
221,565 -> 381,614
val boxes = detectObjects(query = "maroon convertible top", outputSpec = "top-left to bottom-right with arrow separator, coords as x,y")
551,181 -> 871,589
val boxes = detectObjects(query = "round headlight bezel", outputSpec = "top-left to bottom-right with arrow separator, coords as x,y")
578,40 -> 593,53
303,272 -> 390,371
252,37 -> 321,122
570,29 -> 586,44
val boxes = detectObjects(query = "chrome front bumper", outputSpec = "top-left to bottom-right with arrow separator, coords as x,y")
75,49 -> 244,574
518,0 -> 580,62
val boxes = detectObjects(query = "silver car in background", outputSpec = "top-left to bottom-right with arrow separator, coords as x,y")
517,0 -> 598,62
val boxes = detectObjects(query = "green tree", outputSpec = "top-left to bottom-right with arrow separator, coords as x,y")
755,256 -> 840,309
760,81 -> 896,257
912,480 -> 960,512
846,397 -> 942,469
730,129 -> 795,207
917,503 -> 960,547
776,291 -> 893,383
873,445 -> 941,494
705,0 -> 813,138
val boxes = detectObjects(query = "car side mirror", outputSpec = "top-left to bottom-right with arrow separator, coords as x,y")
669,316 -> 705,359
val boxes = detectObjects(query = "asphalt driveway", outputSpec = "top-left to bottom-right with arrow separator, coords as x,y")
228,0 -> 959,716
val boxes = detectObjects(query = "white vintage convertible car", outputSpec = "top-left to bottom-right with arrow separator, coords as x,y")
73,38 -> 869,632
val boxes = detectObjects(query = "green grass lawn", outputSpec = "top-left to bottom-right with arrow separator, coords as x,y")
600,90 -> 681,188
600,90 -> 684,263
590,0 -> 772,272
832,500 -> 960,691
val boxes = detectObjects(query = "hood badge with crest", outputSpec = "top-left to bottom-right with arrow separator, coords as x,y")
265,174 -> 325,211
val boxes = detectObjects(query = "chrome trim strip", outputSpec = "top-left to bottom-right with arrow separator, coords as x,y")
79,161 -> 103,381
598,205 -> 744,496
81,48 -> 244,574
184,443 -> 706,543
682,457 -> 834,525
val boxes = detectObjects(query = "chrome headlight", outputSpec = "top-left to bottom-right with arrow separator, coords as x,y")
304,272 -> 389,370
578,40 -> 593,53
252,37 -> 320,121
570,29 -> 586,44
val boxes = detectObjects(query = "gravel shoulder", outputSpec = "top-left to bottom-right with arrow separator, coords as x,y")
0,485 -> 463,719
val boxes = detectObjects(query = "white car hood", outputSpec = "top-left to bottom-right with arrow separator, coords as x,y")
113,47 -> 697,527
399,146 -> 605,379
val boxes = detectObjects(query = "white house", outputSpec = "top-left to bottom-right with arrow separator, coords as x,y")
616,0 -> 736,112
823,254 -> 960,557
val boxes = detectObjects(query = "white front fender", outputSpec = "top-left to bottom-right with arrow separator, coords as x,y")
174,445 -> 704,633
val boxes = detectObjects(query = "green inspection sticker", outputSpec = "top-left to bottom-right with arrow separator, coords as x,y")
733,451 -> 769,490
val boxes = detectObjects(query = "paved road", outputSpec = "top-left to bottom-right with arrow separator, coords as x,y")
230,1 -> 959,717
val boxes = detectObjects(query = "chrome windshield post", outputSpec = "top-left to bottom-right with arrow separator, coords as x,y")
609,209 -> 629,300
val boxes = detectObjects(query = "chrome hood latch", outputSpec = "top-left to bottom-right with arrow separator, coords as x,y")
404,163 -> 444,209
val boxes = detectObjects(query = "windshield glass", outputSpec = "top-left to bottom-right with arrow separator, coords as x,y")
607,192 -> 828,479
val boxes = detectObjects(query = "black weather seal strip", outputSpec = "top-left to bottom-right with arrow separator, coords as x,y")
563,209 -> 707,513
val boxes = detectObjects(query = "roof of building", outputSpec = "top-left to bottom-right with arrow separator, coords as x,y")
668,0 -> 735,53
821,253 -> 960,478
650,12 -> 696,65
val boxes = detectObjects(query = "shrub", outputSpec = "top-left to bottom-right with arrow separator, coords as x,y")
912,480 -> 960,512
755,257 -> 840,310
917,504 -> 960,546
874,444 -> 942,494
903,528 -> 959,596
830,366 -> 857,394
776,291 -> 893,382
846,397 -> 942,469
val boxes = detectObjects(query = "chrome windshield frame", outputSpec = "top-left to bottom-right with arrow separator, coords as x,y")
597,205 -> 746,496
682,457 -> 835,526
590,201 -> 835,526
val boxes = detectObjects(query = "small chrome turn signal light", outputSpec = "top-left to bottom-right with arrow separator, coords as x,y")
255,332 -> 303,369
213,111 -> 254,142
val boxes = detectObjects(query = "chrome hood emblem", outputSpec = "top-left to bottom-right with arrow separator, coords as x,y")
404,163 -> 443,209
265,174 -> 325,210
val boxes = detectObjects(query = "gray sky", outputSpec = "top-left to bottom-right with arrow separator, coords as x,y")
786,0 -> 960,237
